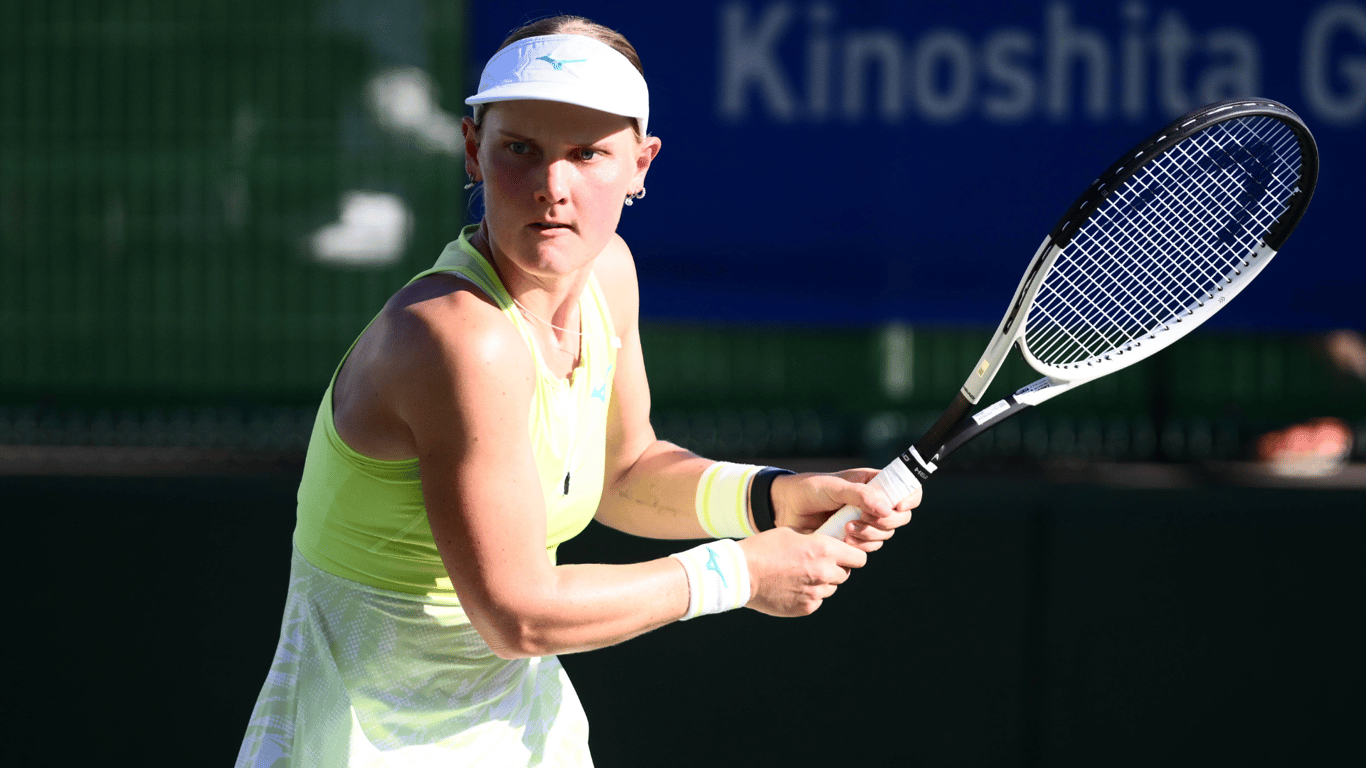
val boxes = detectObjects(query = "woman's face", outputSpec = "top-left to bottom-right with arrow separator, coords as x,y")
465,99 -> 658,281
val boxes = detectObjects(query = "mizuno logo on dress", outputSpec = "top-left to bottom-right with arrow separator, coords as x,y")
537,55 -> 586,70
704,547 -> 728,587
591,364 -> 613,402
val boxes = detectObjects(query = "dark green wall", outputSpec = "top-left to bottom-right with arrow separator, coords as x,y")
12,472 -> 1361,766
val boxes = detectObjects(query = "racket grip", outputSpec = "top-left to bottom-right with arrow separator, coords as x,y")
814,456 -> 923,538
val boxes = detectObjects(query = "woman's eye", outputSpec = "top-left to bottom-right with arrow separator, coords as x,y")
578,148 -> 598,161
509,142 -> 530,155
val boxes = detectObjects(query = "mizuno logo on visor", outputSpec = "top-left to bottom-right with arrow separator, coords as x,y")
537,55 -> 586,70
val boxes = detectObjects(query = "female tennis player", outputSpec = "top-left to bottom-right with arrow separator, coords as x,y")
235,15 -> 917,767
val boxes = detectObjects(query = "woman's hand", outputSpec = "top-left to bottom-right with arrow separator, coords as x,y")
737,527 -> 868,616
771,469 -> 919,552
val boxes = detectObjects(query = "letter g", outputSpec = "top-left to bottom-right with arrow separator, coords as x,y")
1303,3 -> 1366,125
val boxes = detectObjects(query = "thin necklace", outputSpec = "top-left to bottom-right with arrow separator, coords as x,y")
476,224 -> 582,338
512,297 -> 582,336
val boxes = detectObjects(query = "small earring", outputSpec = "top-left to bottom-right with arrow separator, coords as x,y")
464,177 -> 478,190
624,188 -> 646,206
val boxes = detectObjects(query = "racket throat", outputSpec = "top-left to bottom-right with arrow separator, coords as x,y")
907,391 -> 976,480
919,381 -> 1057,471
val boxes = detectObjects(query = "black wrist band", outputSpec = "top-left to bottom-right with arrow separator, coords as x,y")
749,467 -> 795,532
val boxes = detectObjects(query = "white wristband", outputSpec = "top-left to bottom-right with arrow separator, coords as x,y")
695,461 -> 764,538
669,539 -> 752,620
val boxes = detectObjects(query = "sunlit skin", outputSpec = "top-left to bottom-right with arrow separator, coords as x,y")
462,100 -> 661,343
323,95 -> 916,662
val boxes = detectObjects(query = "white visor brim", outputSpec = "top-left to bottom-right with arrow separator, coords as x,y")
465,34 -> 649,135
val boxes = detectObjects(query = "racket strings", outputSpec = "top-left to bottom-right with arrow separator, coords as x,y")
1025,115 -> 1303,368
1051,119 -> 1299,337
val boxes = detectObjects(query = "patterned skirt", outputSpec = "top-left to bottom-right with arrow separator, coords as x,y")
235,548 -> 591,767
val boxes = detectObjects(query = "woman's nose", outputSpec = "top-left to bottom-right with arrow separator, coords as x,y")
537,160 -> 570,204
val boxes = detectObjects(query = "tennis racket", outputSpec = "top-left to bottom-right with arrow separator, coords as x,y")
818,97 -> 1319,537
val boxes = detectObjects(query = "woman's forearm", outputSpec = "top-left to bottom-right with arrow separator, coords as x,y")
478,557 -> 688,658
595,439 -> 718,539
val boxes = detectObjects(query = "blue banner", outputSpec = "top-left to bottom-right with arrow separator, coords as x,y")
471,1 -> 1366,330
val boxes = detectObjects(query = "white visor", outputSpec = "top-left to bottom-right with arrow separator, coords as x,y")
465,34 -> 649,135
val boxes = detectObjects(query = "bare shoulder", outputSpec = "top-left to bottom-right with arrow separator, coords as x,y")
384,275 -> 529,377
591,233 -> 641,337
334,275 -> 535,459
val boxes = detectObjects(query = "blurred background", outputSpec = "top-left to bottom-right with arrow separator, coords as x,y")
3,1 -> 1362,765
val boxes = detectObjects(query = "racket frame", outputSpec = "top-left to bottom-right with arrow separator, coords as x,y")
814,98 -> 1317,538
913,98 -> 1316,475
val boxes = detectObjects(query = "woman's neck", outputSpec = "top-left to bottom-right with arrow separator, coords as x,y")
471,222 -> 587,378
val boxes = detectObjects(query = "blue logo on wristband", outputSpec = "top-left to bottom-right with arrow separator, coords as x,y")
704,546 -> 728,587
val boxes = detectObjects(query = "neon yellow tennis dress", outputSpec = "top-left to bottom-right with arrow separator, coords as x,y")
235,226 -> 618,767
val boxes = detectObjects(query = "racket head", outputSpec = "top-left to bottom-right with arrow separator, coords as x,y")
1016,98 -> 1318,383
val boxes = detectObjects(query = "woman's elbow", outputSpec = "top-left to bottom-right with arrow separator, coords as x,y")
484,630 -> 546,660
473,606 -> 555,660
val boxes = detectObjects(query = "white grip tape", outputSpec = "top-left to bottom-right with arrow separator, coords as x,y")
814,457 -> 922,538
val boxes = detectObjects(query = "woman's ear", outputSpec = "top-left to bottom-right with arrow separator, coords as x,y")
461,116 -> 482,180
632,135 -> 662,191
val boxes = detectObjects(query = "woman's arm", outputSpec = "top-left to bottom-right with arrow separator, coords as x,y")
591,237 -> 918,545
588,235 -> 711,538
369,278 -> 868,660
